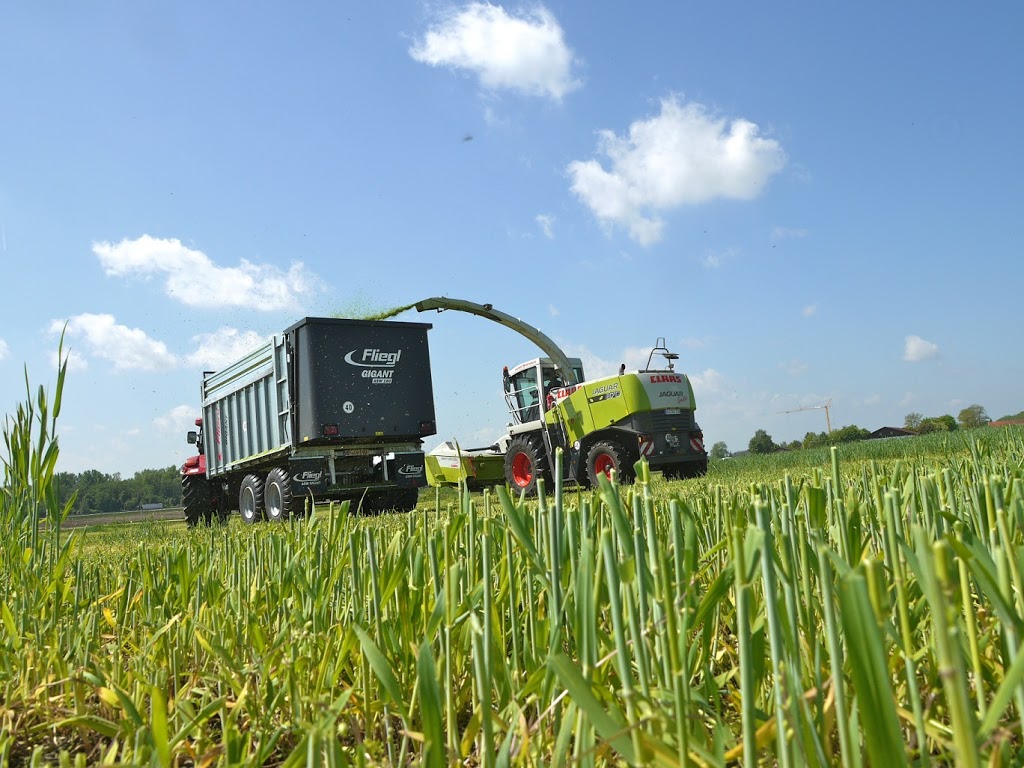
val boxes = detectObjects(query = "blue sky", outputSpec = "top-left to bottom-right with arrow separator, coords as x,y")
2,3 -> 1022,475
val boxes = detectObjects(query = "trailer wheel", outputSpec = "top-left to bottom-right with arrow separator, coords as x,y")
586,440 -> 634,487
239,474 -> 265,524
264,467 -> 292,521
182,475 -> 212,527
504,435 -> 549,496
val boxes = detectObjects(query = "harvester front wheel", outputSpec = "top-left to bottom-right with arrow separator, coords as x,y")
264,467 -> 293,521
505,435 -> 549,496
182,475 -> 212,528
239,474 -> 265,524
586,440 -> 634,487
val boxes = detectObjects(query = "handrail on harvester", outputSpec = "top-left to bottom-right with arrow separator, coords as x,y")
413,296 -> 579,384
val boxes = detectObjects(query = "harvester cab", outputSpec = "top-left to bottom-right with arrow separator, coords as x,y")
503,358 -> 585,426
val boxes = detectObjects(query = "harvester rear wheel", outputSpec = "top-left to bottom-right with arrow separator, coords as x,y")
264,467 -> 292,521
182,475 -> 211,528
504,435 -> 549,496
239,474 -> 265,524
586,440 -> 634,487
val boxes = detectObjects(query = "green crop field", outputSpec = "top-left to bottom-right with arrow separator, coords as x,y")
3,362 -> 1024,766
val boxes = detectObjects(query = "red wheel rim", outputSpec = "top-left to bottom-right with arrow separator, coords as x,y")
511,452 -> 533,487
594,453 -> 616,478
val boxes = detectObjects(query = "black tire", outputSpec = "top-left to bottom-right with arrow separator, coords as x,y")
504,435 -> 550,496
239,474 -> 265,524
182,474 -> 212,528
264,467 -> 293,522
586,439 -> 635,487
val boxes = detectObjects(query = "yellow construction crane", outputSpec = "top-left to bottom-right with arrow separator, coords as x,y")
779,398 -> 833,433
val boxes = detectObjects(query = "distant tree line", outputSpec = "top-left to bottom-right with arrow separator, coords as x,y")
708,403 -> 1011,458
56,467 -> 182,515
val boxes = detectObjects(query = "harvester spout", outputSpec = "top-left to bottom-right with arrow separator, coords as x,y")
414,296 -> 578,383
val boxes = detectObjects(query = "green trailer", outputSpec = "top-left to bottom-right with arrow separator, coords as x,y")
425,440 -> 507,489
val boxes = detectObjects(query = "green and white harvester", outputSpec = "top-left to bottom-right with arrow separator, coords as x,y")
416,297 -> 708,494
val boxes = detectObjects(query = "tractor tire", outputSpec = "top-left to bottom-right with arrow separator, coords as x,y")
586,439 -> 635,487
504,435 -> 550,496
264,467 -> 293,522
182,475 -> 212,528
239,474 -> 265,524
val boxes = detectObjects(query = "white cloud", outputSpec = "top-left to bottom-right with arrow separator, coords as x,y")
557,344 -> 617,379
864,393 -> 882,406
903,334 -> 939,362
410,3 -> 581,101
186,327 -> 270,370
154,405 -> 198,436
678,336 -> 709,350
690,368 -> 728,397
50,348 -> 88,372
50,314 -> 177,372
802,304 -> 818,317
0,338 -> 8,361
899,391 -> 916,407
93,235 -> 318,311
567,95 -> 786,244
548,304 -> 560,317
772,226 -> 808,240
536,213 -> 555,239
702,247 -> 737,269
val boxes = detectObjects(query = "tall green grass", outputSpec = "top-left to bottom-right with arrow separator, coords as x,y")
3,357 -> 1024,764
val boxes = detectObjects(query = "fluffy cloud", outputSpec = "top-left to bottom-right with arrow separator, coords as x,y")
689,368 -> 729,397
186,327 -> 270,370
50,314 -> 177,372
50,348 -> 88,372
154,405 -> 198,435
802,304 -> 818,318
535,213 -> 555,239
410,3 -> 581,100
567,96 -> 786,244
93,235 -> 318,311
0,338 -> 8,361
903,335 -> 939,362
702,248 -> 738,269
